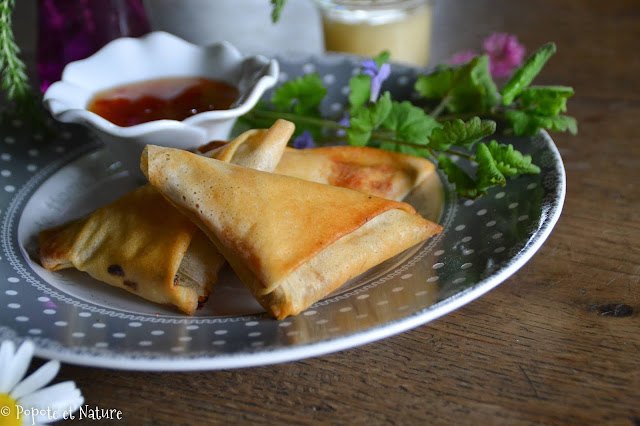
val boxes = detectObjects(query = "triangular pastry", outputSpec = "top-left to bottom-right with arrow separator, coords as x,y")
39,185 -> 220,315
273,145 -> 437,201
142,145 -> 442,319
204,119 -> 294,171
38,120 -> 294,314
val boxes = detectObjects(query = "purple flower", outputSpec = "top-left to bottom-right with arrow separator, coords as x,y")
482,33 -> 526,79
362,59 -> 391,103
336,112 -> 350,137
448,51 -> 478,65
293,131 -> 316,149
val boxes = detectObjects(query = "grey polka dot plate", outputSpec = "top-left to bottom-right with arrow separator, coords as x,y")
0,54 -> 565,371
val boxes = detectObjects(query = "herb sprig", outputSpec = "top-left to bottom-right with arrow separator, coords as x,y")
271,0 -> 286,23
0,0 -> 53,134
242,43 -> 577,199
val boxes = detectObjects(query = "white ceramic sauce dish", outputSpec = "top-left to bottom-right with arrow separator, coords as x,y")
43,31 -> 279,176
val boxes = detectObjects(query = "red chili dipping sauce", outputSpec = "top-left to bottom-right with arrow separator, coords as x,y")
87,77 -> 239,127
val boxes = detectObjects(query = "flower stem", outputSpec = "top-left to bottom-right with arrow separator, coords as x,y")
249,108 -> 477,161
429,95 -> 451,118
369,133 -> 419,147
444,149 -> 475,161
248,109 -> 348,130
249,108 -> 477,163
437,109 -> 504,122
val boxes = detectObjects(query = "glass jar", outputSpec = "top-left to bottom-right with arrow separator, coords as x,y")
314,0 -> 435,67
143,0 -> 323,56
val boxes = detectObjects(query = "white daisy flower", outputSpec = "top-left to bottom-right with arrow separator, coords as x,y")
0,340 -> 83,425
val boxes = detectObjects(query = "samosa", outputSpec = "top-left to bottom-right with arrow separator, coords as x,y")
142,145 -> 442,319
38,120 -> 294,314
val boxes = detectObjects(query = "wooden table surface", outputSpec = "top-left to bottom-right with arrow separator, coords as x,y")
12,0 -> 639,424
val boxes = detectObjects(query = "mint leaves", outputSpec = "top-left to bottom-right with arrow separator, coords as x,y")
241,41 -> 576,199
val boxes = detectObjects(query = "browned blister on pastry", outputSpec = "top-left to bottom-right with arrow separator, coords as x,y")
142,145 -> 442,319
274,145 -> 436,201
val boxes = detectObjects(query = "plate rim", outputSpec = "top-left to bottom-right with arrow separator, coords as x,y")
0,51 -> 566,370
0,129 -> 565,371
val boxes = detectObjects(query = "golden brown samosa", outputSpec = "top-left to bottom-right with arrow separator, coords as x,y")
38,120 -> 295,314
142,145 -> 442,319
39,185 -> 220,314
274,145 -> 437,201
198,121 -> 439,202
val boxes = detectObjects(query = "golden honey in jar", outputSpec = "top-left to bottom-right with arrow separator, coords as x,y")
314,0 -> 435,67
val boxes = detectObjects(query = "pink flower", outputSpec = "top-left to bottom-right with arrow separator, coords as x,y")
483,33 -> 526,79
448,51 -> 478,65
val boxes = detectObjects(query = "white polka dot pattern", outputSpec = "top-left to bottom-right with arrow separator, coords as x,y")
0,56 -> 564,369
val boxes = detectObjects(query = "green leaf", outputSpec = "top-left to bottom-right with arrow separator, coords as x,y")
370,91 -> 393,125
482,140 -> 541,176
235,101 -> 277,130
415,55 -> 499,114
346,128 -> 371,147
271,74 -> 327,116
516,85 -> 574,116
475,143 -> 507,191
374,51 -> 391,68
505,110 -> 578,136
438,141 -> 541,199
383,100 -> 441,145
501,42 -> 557,105
428,117 -> 496,151
271,0 -> 286,22
414,64 -> 452,99
348,74 -> 371,111
347,92 -> 393,147
548,115 -> 579,134
469,55 -> 500,112
377,100 -> 440,156
437,155 -> 483,199
375,141 -> 425,157
475,141 -> 540,193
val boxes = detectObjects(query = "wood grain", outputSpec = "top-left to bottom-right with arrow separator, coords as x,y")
15,0 -> 640,424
